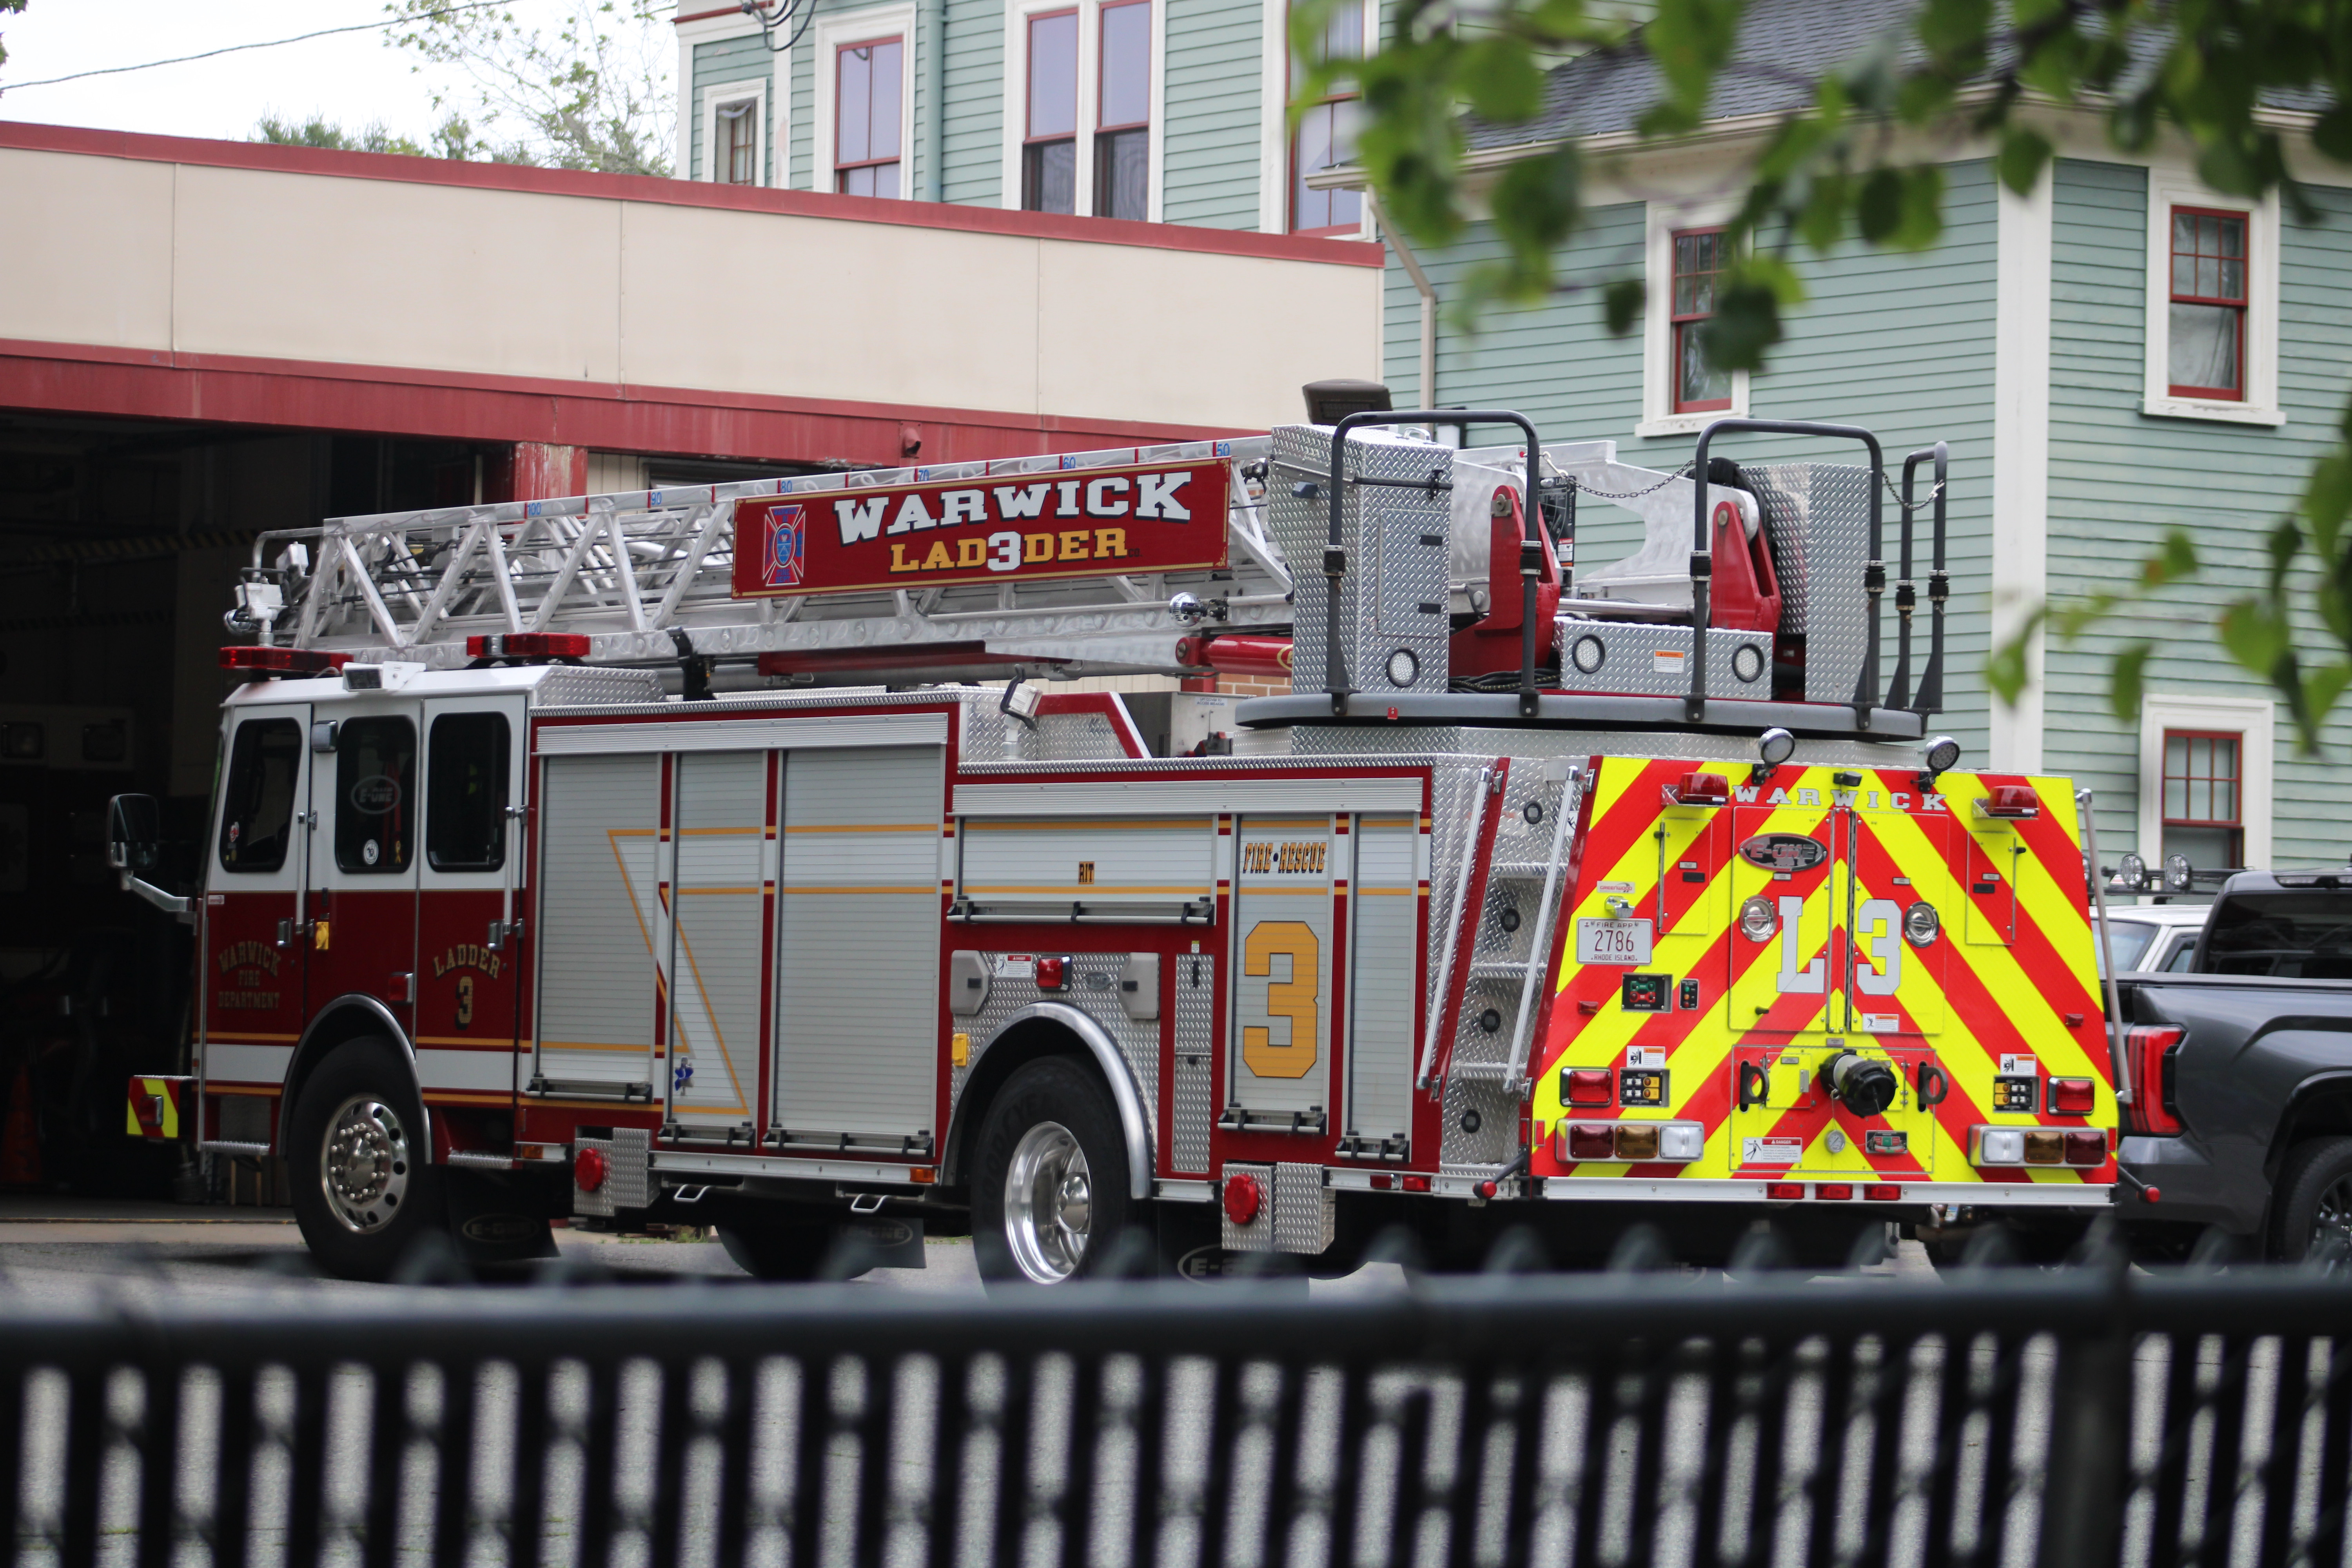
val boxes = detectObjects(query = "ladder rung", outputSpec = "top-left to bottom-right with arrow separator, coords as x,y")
1488,862 -> 1561,880
1467,961 -> 1532,981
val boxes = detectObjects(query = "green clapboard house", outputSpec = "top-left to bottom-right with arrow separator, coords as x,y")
674,0 -> 2352,883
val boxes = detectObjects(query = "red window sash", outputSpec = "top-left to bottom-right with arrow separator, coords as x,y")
2161,728 -> 2244,828
835,36 -> 904,175
1096,0 -> 1151,133
1670,226 -> 1731,415
2168,205 -> 2248,401
1026,9 -> 1080,146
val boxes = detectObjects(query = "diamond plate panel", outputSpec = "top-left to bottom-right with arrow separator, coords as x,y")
1174,953 -> 1214,1174
1222,1161 -> 1274,1251
1274,1161 -> 1336,1254
949,953 -> 1158,1152
534,667 -> 666,709
570,1126 -> 652,1217
1289,728 -> 1912,769
1745,463 -> 1875,706
1268,425 -> 1452,699
1553,621 -> 1774,699
1439,763 -> 1583,1171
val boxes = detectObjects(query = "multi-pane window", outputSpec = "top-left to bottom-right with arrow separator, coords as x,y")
1024,11 -> 1080,214
718,99 -> 759,186
426,713 -> 509,873
1095,0 -> 1149,221
1671,229 -> 1732,414
836,37 -> 904,198
1290,0 -> 1362,234
2162,730 -> 2244,874
2169,207 -> 2247,399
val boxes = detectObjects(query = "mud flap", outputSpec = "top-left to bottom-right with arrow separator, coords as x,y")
442,1169 -> 559,1265
835,1213 -> 926,1270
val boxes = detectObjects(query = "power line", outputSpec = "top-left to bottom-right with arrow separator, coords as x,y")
0,3 -> 506,93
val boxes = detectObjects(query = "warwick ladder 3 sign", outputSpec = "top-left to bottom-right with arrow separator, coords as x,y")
731,458 -> 1231,598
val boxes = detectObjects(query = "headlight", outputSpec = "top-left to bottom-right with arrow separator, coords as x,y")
1739,896 -> 1777,942
1904,900 -> 1940,946
1570,633 -> 1606,675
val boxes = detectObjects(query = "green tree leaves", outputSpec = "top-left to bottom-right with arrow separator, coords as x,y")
1327,0 -> 2352,753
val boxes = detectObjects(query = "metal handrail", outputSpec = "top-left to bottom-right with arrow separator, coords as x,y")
1689,419 -> 1887,726
1322,409 -> 1544,717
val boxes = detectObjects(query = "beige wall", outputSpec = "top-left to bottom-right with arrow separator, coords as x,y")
0,144 -> 1382,432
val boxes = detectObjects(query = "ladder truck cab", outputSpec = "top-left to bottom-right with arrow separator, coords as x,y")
113,401 -> 2125,1281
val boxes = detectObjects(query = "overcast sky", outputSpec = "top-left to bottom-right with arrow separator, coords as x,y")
0,1 -> 675,147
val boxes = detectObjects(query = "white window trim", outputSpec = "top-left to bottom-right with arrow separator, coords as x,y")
2137,693 -> 2274,877
2141,170 -> 2284,426
1637,198 -> 1750,438
1001,0 -> 1165,219
813,4 -> 918,198
675,9 -> 780,183
700,78 -> 769,187
1258,0 -> 1376,237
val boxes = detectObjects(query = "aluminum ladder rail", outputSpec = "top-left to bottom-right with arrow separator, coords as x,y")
233,438 -> 1289,674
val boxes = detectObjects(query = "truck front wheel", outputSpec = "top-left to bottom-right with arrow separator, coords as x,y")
973,1058 -> 1134,1287
288,1038 -> 445,1282
2270,1136 -> 2352,1270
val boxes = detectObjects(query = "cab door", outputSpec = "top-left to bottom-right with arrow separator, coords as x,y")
414,694 -> 528,1101
203,704 -> 312,1103
309,699 -> 422,1033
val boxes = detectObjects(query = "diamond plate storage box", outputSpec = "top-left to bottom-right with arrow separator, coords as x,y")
1552,621 -> 1775,699
1220,1160 -> 1336,1254
1268,425 -> 1452,700
1741,463 -> 1876,706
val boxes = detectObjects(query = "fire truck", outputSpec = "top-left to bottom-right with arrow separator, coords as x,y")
111,401 -> 2127,1282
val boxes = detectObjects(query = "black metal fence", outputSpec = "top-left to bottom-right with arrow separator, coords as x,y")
2,1267 -> 2347,1567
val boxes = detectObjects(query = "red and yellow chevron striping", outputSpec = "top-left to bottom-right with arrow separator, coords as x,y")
1530,759 -> 2116,1189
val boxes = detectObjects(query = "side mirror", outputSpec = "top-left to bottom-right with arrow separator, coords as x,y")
107,793 -> 163,875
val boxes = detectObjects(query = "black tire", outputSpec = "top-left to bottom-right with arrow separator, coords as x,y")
973,1057 -> 1134,1287
287,1037 -> 444,1282
2269,1136 -> 2352,1269
717,1216 -> 837,1282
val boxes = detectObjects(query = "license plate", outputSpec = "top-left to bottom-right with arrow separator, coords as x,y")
1577,918 -> 1653,965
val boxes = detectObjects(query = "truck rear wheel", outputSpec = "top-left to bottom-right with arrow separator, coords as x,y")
288,1038 -> 444,1282
974,1057 -> 1133,1287
2270,1136 -> 2352,1270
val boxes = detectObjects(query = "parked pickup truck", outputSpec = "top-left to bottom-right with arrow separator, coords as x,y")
2114,869 -> 2352,1264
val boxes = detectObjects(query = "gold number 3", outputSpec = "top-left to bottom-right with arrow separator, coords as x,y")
456,973 -> 475,1030
1242,920 -> 1319,1078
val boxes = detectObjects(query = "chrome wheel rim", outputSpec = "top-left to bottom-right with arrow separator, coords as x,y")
2311,1174 -> 2352,1272
1004,1120 -> 1091,1282
320,1094 -> 410,1234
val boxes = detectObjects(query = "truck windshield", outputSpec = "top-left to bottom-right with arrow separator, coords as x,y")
2096,920 -> 2157,976
2201,894 -> 2352,979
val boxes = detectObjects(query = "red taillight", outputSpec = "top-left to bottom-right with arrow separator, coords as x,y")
1034,956 -> 1067,991
2127,1025 -> 2187,1134
1400,1174 -> 1431,1192
219,646 -> 349,675
1222,1172 -> 1262,1225
1974,784 -> 2043,819
1563,1123 -> 1616,1161
573,1147 -> 608,1192
1865,1184 -> 1902,1202
466,632 -> 590,659
1563,1068 -> 1614,1107
2064,1130 -> 2109,1167
1816,1183 -> 1853,1200
2048,1077 -> 2096,1116
1667,771 -> 1731,806
1766,1182 -> 1804,1201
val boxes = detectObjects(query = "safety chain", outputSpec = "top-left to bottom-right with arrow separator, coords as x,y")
1879,472 -> 1947,513
1561,460 -> 1698,501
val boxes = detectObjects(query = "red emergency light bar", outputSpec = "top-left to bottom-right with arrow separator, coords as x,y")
1974,785 -> 2043,819
219,646 -> 350,675
468,632 -> 590,660
1665,771 -> 1732,807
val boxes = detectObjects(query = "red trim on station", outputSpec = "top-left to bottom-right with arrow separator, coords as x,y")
0,120 -> 1384,267
0,338 -> 1244,468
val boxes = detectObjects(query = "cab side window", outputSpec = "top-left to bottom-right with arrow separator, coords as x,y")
426,712 -> 509,872
334,717 -> 417,874
218,719 -> 302,872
